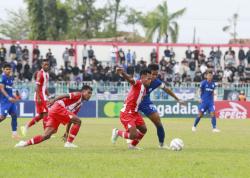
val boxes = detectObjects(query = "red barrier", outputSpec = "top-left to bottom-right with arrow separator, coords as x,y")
215,101 -> 250,119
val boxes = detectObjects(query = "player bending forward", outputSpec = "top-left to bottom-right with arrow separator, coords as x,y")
15,85 -> 92,148
192,71 -> 220,133
111,68 -> 152,149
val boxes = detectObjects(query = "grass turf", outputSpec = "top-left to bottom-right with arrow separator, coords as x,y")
0,118 -> 250,178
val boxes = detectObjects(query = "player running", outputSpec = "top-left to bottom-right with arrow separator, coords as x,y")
15,85 -> 93,148
192,71 -> 220,133
139,64 -> 185,148
0,63 -> 20,139
111,68 -> 152,149
21,59 -> 50,136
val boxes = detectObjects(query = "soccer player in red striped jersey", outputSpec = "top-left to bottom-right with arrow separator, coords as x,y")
111,68 -> 152,149
15,85 -> 92,148
21,59 -> 50,136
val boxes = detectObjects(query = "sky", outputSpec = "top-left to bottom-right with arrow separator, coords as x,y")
1,0 -> 250,44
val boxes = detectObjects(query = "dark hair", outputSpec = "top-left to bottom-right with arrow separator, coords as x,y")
148,64 -> 159,72
140,69 -> 151,76
206,70 -> 213,75
82,85 -> 93,91
42,59 -> 49,63
3,63 -> 11,69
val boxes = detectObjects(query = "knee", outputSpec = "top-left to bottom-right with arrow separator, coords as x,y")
140,127 -> 147,134
76,119 -> 81,126
129,132 -> 137,140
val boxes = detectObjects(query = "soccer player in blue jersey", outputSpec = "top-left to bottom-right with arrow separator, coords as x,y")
0,63 -> 20,139
138,64 -> 185,148
192,71 -> 220,133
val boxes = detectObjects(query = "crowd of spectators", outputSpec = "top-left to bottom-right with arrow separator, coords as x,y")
1,41 -> 250,85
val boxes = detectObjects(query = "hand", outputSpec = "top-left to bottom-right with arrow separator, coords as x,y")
47,99 -> 55,107
8,97 -> 17,103
178,100 -> 187,106
116,67 -> 124,76
62,132 -> 68,142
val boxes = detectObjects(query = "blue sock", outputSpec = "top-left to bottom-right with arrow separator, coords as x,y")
11,114 -> 18,132
156,125 -> 165,146
194,117 -> 201,127
211,116 -> 216,129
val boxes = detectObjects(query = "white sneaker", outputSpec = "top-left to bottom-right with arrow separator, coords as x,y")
126,139 -> 132,144
20,126 -> 28,137
111,128 -> 118,144
212,128 -> 221,133
15,140 -> 27,148
159,144 -> 170,150
192,126 -> 197,132
128,144 -> 143,150
64,142 -> 78,148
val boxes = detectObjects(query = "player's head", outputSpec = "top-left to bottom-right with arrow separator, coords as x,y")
148,64 -> 159,81
206,71 -> 213,82
140,69 -> 152,87
42,59 -> 50,72
2,63 -> 12,76
81,85 -> 93,101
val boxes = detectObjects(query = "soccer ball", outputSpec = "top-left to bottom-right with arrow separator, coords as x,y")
170,138 -> 184,151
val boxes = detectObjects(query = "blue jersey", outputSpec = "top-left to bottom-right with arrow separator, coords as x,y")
139,78 -> 163,116
200,80 -> 216,104
0,73 -> 14,103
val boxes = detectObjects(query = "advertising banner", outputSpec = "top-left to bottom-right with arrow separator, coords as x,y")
16,101 -> 96,118
215,101 -> 250,119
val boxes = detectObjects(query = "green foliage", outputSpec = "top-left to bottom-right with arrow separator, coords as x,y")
1,119 -> 250,178
0,9 -> 30,40
141,1 -> 186,43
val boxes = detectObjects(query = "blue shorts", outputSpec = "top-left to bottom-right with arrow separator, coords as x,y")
198,102 -> 215,114
139,102 -> 158,117
0,102 -> 17,117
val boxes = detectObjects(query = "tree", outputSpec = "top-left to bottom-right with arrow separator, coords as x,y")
141,1 -> 186,43
25,0 -> 47,40
0,9 -> 30,40
222,13 -> 238,42
125,8 -> 142,38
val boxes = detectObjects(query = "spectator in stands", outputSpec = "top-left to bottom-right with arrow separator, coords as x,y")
126,49 -> 132,65
88,45 -> 95,62
224,50 -> 235,67
127,63 -> 135,77
185,46 -> 192,60
193,70 -> 202,82
188,58 -> 196,79
246,47 -> 250,67
69,44 -> 75,65
193,46 -> 200,62
62,48 -> 69,68
223,67 -> 233,83
118,48 -> 125,64
46,49 -> 53,60
245,66 -> 250,82
238,46 -> 246,66
224,47 -> 235,61
110,45 -> 118,66
208,46 -> 215,65
72,63 -> 81,82
169,47 -> 175,60
22,46 -> 29,62
214,46 -> 222,68
23,61 -> 32,81
238,91 -> 246,101
9,41 -> 17,60
198,50 -> 206,66
16,42 -> 22,61
132,51 -> 136,65
164,46 -> 171,59
82,44 -> 88,65
200,62 -> 207,74
173,61 -> 180,74
10,59 -> 17,75
0,43 -> 7,62
150,48 -> 157,63
32,45 -> 40,64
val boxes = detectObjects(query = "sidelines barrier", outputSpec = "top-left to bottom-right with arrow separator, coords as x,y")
16,100 -> 250,119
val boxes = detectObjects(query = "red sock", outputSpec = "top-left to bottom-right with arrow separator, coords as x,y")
131,130 -> 145,146
117,130 -> 130,139
27,115 -> 42,128
26,135 -> 44,146
67,124 -> 80,143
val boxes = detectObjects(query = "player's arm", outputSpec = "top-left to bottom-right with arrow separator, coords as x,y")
62,122 -> 72,142
160,83 -> 186,105
0,82 -> 16,103
35,72 -> 43,104
116,67 -> 135,85
48,94 -> 70,107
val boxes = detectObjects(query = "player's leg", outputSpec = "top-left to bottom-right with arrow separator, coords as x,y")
192,103 -> 206,131
9,103 -> 20,139
128,124 -> 147,148
0,102 -> 9,123
65,115 -> 81,148
209,104 -> 220,132
15,127 -> 55,147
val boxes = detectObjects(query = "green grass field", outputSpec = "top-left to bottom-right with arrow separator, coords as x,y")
0,118 -> 250,178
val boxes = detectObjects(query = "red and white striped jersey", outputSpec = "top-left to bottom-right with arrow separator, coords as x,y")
121,80 -> 146,113
56,92 -> 83,115
35,69 -> 49,101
